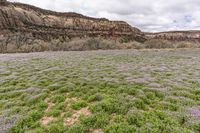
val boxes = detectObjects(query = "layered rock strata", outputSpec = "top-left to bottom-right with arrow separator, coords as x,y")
0,0 -> 144,42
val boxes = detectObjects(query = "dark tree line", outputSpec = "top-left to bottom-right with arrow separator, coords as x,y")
0,32 -> 35,53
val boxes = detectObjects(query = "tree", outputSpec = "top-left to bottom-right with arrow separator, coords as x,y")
0,35 -> 11,53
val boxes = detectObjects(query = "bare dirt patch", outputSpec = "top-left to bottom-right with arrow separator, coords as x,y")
44,98 -> 54,113
64,107 -> 91,126
40,98 -> 55,125
40,116 -> 54,125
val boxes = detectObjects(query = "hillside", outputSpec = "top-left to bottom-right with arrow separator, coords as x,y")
0,0 -> 144,41
145,30 -> 200,42
0,0 -> 200,53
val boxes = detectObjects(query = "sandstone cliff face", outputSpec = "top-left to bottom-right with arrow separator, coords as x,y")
0,1 -> 145,42
145,31 -> 200,42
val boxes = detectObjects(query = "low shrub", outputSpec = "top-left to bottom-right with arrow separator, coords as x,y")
54,102 -> 66,111
47,123 -> 66,133
10,110 -> 42,132
37,101 -> 48,111
133,99 -> 146,110
66,38 -> 117,51
71,100 -> 87,110
81,113 -> 109,128
175,41 -> 199,48
29,110 -> 43,121
48,84 -> 63,91
51,95 -> 65,103
144,39 -> 174,49
58,86 -> 73,93
46,109 -> 61,117
87,94 -> 103,102
105,123 -> 136,133
67,124 -> 87,133
90,99 -> 118,114
27,93 -> 47,105
117,41 -> 144,49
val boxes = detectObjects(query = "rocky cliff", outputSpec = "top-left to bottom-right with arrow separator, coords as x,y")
0,0 -> 145,42
145,31 -> 200,42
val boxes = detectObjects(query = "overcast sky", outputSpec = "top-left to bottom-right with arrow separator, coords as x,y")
8,0 -> 200,32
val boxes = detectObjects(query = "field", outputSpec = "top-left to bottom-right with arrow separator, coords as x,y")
0,49 -> 200,133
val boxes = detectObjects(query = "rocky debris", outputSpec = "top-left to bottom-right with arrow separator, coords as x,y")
0,1 -> 145,42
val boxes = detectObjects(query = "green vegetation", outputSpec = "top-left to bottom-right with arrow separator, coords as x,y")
71,101 -> 87,110
0,49 -> 200,132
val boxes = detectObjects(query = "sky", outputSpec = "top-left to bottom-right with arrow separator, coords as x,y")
8,0 -> 200,32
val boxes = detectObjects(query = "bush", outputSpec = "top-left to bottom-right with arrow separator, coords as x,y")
10,110 -> 42,132
81,113 -> 109,128
71,100 -> 87,110
2,32 -> 200,53
126,111 -> 186,132
90,99 -> 118,114
127,112 -> 145,127
54,102 -> 66,110
29,110 -> 43,121
82,38 -> 100,50
67,124 -> 87,133
58,86 -> 73,93
0,35 -> 118,53
51,95 -> 65,103
19,41 -> 49,52
145,92 -> 156,100
144,39 -> 174,49
48,84 -> 63,91
117,41 -> 144,49
97,39 -> 117,50
175,41 -> 198,48
27,93 -> 47,105
87,94 -> 103,102
9,116 -> 34,133
65,38 -> 117,51
105,123 -> 136,133
133,99 -> 146,110
37,101 -> 48,111
47,109 -> 62,117
47,123 -> 66,133
127,88 -> 137,95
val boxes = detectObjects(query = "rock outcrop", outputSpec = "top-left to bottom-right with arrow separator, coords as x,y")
0,1 -> 145,42
145,31 -> 200,42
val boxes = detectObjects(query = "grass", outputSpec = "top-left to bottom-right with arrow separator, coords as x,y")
0,49 -> 200,132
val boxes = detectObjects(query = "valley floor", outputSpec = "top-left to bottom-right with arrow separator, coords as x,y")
0,49 -> 200,133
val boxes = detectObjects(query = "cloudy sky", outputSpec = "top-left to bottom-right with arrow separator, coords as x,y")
8,0 -> 200,32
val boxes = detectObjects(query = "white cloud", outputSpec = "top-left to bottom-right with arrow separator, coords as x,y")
8,0 -> 200,32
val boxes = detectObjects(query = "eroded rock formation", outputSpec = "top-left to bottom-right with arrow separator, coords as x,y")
145,31 -> 200,42
0,1 -> 145,42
